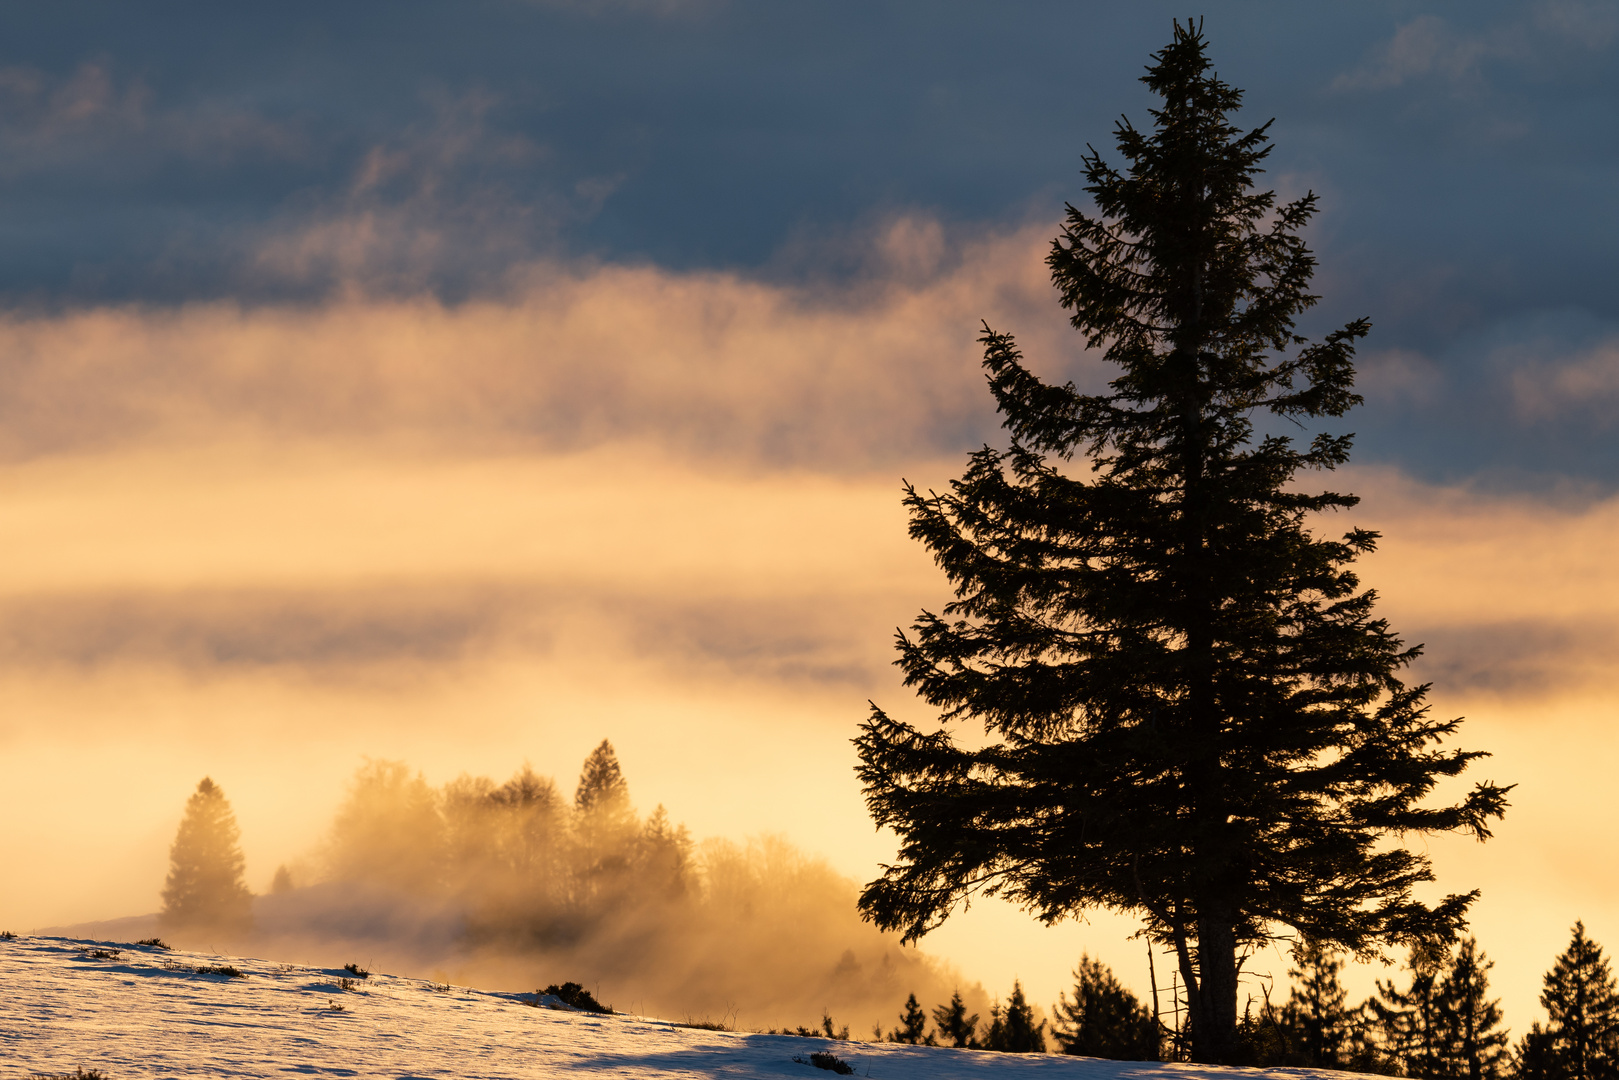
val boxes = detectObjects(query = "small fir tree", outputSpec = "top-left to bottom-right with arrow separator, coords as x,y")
1517,1025 -> 1561,1080
1053,954 -> 1159,1060
932,990 -> 980,1049
983,1000 -> 1006,1051
1525,923 -> 1619,1080
852,20 -> 1510,1064
1285,938 -> 1353,1068
888,992 -> 934,1045
981,981 -> 1046,1053
1374,940 -> 1451,1079
1343,1000 -> 1400,1076
821,1012 -> 851,1040
160,777 -> 253,933
1433,937 -> 1508,1080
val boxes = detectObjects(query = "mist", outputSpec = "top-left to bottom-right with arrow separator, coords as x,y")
7,209 -> 1619,1038
99,747 -> 995,1036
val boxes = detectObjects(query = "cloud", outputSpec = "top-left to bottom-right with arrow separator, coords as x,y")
237,90 -> 572,298
1354,346 -> 1446,408
1332,16 -> 1499,93
1533,0 -> 1619,47
1509,333 -> 1619,425
0,218 -> 1083,468
1342,464 -> 1619,699
1330,5 -> 1615,97
0,581 -> 903,693
0,60 -> 309,177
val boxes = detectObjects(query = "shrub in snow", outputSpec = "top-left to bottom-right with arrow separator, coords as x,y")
541,981 -> 611,1013
793,1051 -> 854,1074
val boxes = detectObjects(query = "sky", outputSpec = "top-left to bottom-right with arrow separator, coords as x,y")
3,0 -> 1619,1040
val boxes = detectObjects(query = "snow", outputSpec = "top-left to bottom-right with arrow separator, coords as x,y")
3,935 -> 1349,1080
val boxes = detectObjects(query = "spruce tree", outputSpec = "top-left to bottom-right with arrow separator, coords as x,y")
1433,937 -> 1508,1080
853,21 -> 1509,1063
982,1000 -> 1006,1052
932,990 -> 980,1049
1374,941 -> 1449,1078
1001,981 -> 1048,1053
888,992 -> 933,1044
1517,1025 -> 1561,1080
575,739 -> 632,822
1524,923 -> 1619,1080
160,777 -> 253,933
1285,938 -> 1352,1068
1053,954 -> 1159,1060
572,739 -> 639,893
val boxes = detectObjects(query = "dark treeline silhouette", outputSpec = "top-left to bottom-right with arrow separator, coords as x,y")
152,741 -> 986,1033
1008,925 -> 1613,1076
880,981 -> 1047,1053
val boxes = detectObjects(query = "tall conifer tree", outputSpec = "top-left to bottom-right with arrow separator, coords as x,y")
853,21 -> 1509,1063
1433,937 -> 1508,1080
573,739 -> 638,875
1522,923 -> 1619,1080
160,777 -> 253,933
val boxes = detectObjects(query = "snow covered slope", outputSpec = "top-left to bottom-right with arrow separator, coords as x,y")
3,935 -> 1346,1080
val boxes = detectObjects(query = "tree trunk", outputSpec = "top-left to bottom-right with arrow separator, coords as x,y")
1190,914 -> 1240,1063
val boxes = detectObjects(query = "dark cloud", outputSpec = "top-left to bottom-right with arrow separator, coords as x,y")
0,2 -> 1614,484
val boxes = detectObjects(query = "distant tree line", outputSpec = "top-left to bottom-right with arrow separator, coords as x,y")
894,926 -> 1614,1072
154,743 -> 975,1029
880,983 -> 1048,1053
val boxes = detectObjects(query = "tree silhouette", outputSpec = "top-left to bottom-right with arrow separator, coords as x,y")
853,20 -> 1509,1064
575,739 -> 631,821
571,739 -> 647,906
980,980 -> 1046,1053
1375,940 -> 1450,1078
932,989 -> 980,1048
1052,954 -> 1159,1060
1520,922 -> 1619,1080
160,777 -> 253,933
1285,939 -> 1352,1068
887,992 -> 933,1044
1433,937 -> 1508,1080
